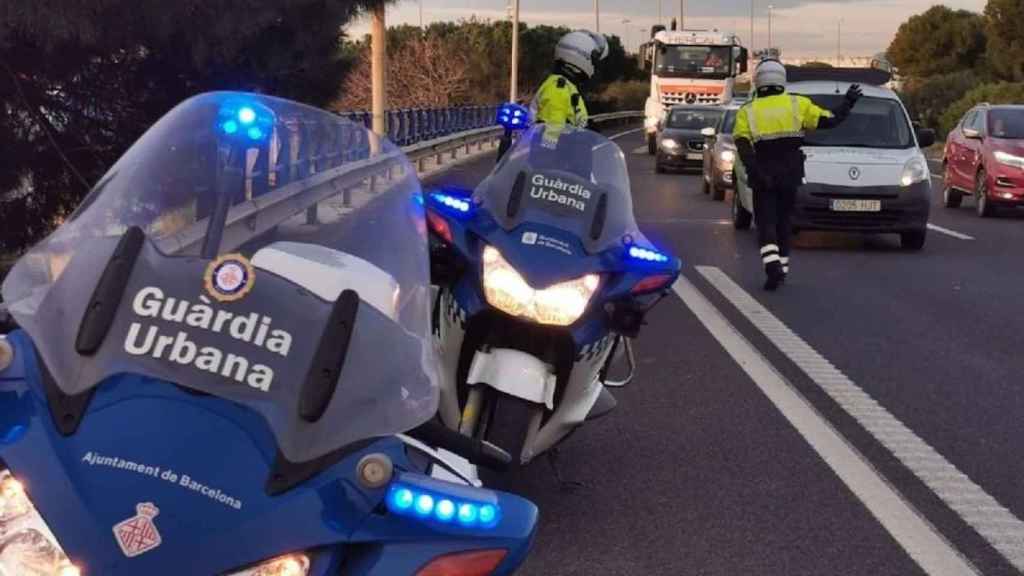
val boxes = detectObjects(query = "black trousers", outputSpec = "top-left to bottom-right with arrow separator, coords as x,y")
753,182 -> 797,273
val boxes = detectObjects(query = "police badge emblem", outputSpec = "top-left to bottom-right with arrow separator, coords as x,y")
204,253 -> 256,303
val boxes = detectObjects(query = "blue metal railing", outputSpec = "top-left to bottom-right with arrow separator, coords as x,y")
336,106 -> 501,147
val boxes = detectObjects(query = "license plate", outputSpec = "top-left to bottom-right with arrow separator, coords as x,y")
830,199 -> 881,212
686,153 -> 703,160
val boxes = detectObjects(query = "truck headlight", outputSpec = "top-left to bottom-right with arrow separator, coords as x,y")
0,470 -> 81,576
482,246 -> 599,327
227,553 -> 310,576
900,158 -> 929,187
994,150 -> 1024,169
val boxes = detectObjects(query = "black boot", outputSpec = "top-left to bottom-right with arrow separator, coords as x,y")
764,261 -> 785,291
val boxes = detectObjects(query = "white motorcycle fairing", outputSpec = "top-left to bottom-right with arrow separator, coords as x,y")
466,349 -> 556,410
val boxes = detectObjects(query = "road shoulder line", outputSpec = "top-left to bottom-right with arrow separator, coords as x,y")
927,223 -> 975,241
696,265 -> 1024,572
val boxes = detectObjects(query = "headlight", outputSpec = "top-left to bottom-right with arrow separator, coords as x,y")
482,246 -> 599,327
227,553 -> 310,576
660,139 -> 680,150
718,149 -> 736,166
994,150 -> 1024,169
900,158 -> 929,187
0,470 -> 81,576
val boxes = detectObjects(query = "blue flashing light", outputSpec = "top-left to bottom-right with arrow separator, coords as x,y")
478,504 -> 498,526
385,482 -> 501,530
238,107 -> 257,125
429,192 -> 471,213
435,499 -> 456,522
414,494 -> 435,516
390,487 -> 414,511
628,246 -> 670,263
247,126 -> 264,140
497,102 -> 530,131
222,120 -> 239,135
457,503 -> 478,525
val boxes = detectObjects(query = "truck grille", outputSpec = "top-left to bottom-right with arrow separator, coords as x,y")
662,92 -> 722,106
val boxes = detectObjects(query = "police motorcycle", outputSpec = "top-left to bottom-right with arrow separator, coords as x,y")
426,110 -> 682,475
0,92 -> 538,575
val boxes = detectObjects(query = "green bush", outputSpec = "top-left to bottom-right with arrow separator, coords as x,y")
591,81 -> 649,114
899,71 -> 983,133
939,81 -> 1024,136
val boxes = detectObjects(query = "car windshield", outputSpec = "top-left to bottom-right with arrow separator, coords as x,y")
1,92 -> 437,464
988,109 -> 1024,139
476,124 -> 642,254
668,108 -> 724,130
801,94 -> 914,149
656,45 -> 732,78
721,109 -> 738,133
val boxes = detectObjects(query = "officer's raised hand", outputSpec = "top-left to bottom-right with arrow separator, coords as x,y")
845,84 -> 863,106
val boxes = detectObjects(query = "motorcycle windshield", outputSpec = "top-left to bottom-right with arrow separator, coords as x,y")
1,92 -> 437,463
476,125 -> 640,254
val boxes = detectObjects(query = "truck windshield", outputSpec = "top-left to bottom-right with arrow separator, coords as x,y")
801,95 -> 914,149
656,45 -> 732,78
988,109 -> 1024,139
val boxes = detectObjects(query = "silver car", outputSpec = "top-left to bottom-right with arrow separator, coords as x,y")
701,105 -> 741,201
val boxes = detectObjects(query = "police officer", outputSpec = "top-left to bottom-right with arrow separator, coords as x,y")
531,30 -> 609,128
733,59 -> 862,291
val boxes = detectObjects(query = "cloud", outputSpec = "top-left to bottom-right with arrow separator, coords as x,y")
349,0 -> 986,58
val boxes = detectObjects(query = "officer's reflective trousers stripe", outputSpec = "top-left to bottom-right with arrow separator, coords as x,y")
753,181 -> 798,273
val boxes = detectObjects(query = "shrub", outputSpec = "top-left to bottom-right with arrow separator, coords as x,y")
591,80 -> 649,114
899,71 -> 982,132
939,81 -> 1024,136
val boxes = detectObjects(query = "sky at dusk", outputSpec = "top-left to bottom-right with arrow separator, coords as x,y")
350,0 -> 987,58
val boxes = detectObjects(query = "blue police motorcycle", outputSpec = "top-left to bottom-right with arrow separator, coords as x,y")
0,93 -> 537,575
426,110 -> 682,475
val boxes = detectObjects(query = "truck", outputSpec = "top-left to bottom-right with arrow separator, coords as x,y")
641,23 -> 749,155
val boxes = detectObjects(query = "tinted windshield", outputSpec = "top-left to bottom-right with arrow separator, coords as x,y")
989,109 -> 1024,139
656,45 -> 732,78
802,95 -> 914,149
476,125 -> 641,254
1,92 -> 437,463
668,108 -> 724,130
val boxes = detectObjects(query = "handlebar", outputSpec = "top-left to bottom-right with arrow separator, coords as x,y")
406,420 -> 512,471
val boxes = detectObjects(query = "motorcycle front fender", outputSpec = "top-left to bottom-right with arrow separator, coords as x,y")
466,348 -> 556,410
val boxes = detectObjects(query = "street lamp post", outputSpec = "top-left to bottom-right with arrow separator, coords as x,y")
768,4 -> 774,49
510,0 -> 520,102
622,18 -> 632,52
837,19 -> 842,67
750,0 -> 755,55
595,0 -> 600,33
680,0 -> 685,30
371,4 -> 386,137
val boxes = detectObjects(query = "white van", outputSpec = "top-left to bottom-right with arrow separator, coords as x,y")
733,74 -> 936,250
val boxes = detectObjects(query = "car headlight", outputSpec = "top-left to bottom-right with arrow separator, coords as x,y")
0,470 -> 81,576
227,553 -> 310,576
660,139 -> 680,150
994,150 -> 1024,169
900,157 -> 929,187
482,246 -> 599,327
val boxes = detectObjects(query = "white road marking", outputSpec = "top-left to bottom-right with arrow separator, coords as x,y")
931,173 -> 944,180
631,146 -> 648,155
673,274 -> 977,576
927,223 -> 975,241
607,127 -> 644,141
696,265 -> 1024,573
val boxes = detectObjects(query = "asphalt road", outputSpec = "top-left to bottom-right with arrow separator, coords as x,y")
425,130 -> 1024,576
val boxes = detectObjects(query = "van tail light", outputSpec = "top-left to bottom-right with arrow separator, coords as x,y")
415,549 -> 508,576
631,274 -> 675,295
426,210 -> 453,243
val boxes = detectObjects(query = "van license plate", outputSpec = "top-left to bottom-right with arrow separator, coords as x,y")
831,199 -> 881,212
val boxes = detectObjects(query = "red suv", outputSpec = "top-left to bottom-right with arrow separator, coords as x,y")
943,104 -> 1024,217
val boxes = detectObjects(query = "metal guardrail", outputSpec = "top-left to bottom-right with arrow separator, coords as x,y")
338,106 -> 501,147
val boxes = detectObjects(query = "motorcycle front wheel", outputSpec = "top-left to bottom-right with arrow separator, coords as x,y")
479,392 -> 542,486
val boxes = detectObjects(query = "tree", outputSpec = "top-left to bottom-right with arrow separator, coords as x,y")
887,6 -> 987,78
985,0 -> 1024,81
899,70 -> 981,131
939,81 -> 1024,136
0,0 -> 385,253
336,34 -> 472,109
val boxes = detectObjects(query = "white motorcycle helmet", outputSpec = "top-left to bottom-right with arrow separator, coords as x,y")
753,59 -> 787,90
555,30 -> 610,81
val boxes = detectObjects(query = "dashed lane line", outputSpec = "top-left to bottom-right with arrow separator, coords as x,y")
927,223 -> 975,241
697,265 -> 1024,573
672,274 -> 977,575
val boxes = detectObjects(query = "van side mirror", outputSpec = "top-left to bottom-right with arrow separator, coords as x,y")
962,127 -> 982,140
915,128 -> 936,148
738,48 -> 749,74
